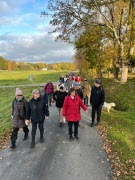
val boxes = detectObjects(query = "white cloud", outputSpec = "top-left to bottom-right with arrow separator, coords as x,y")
0,33 -> 75,63
0,0 -> 75,63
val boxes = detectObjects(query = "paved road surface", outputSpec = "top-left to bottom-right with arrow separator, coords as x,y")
0,104 -> 112,180
0,82 -> 57,88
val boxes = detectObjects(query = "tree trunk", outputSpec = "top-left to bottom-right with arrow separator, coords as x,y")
98,69 -> 103,79
131,67 -> 135,73
120,63 -> 128,84
114,65 -> 119,81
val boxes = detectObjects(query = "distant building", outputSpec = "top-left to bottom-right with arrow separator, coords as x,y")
42,68 -> 47,71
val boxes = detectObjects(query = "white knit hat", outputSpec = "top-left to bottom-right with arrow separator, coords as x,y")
15,88 -> 22,96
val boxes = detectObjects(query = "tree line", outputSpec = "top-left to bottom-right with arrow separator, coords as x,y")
0,56 -> 76,71
42,0 -> 135,83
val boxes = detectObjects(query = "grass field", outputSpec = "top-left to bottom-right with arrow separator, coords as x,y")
0,70 -> 135,179
0,70 -> 68,86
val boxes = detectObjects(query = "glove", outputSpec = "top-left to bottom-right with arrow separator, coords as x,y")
25,120 -> 30,126
45,116 -> 49,120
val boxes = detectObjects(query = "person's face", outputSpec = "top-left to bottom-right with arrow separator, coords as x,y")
74,86 -> 78,90
40,86 -> 44,90
94,82 -> 100,87
70,90 -> 75,96
59,88 -> 63,92
16,94 -> 23,100
33,92 -> 40,99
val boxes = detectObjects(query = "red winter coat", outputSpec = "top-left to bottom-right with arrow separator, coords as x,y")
75,76 -> 81,83
62,95 -> 87,122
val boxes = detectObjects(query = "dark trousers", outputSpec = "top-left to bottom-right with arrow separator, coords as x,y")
84,95 -> 88,106
11,126 -> 29,144
68,121 -> 79,137
91,105 -> 102,124
47,93 -> 52,105
31,121 -> 44,142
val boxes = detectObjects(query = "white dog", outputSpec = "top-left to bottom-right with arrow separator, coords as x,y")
102,102 -> 116,113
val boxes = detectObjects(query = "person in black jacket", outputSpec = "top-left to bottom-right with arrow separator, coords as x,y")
90,79 -> 105,127
39,84 -> 48,105
53,86 -> 68,127
26,89 -> 49,148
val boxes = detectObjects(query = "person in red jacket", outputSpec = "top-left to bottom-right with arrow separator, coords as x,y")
63,88 -> 88,140
75,75 -> 81,84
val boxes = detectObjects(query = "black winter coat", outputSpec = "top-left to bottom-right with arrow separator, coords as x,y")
53,90 -> 68,108
90,86 -> 105,106
26,97 -> 49,123
75,88 -> 83,100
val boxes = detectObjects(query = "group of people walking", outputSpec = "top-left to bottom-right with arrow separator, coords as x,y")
10,75 -> 105,149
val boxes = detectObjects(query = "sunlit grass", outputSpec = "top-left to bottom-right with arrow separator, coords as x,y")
0,70 -> 68,86
99,75 -> 135,179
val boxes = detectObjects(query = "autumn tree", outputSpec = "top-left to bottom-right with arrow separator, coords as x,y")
43,0 -> 135,83
0,56 -> 8,70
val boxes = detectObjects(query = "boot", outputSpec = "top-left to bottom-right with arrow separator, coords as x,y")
9,142 -> 16,149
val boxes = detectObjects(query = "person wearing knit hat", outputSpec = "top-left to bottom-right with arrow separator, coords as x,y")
90,79 -> 105,127
73,82 -> 80,87
94,79 -> 100,85
10,88 -> 29,149
15,88 -> 23,96
26,89 -> 49,148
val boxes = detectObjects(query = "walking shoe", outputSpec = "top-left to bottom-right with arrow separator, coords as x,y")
59,122 -> 63,127
95,122 -> 100,126
30,142 -> 35,148
40,138 -> 44,143
91,123 -> 94,127
69,136 -> 73,141
9,144 -> 16,149
74,136 -> 78,140
23,134 -> 28,141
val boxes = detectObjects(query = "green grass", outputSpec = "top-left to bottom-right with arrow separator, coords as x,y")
0,70 -> 68,86
98,76 -> 135,179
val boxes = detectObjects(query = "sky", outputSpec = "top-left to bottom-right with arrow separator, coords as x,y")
0,0 -> 74,63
